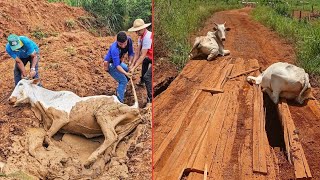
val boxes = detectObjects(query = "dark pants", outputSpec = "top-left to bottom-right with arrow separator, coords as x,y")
142,58 -> 152,103
14,54 -> 40,86
140,58 -> 151,83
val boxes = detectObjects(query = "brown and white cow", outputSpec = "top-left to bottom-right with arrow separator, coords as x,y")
8,78 -> 141,168
247,62 -> 314,104
189,22 -> 231,61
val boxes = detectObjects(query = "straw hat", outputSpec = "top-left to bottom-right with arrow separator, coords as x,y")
128,19 -> 151,32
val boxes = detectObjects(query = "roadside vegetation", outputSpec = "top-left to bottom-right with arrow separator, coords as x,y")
48,0 -> 151,34
252,0 -> 320,76
155,0 -> 241,69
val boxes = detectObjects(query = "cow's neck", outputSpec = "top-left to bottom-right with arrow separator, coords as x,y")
28,85 -> 66,106
214,31 -> 225,49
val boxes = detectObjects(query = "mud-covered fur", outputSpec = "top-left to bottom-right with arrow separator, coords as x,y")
9,78 -> 141,168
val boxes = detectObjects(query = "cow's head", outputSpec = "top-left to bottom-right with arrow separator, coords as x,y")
297,83 -> 315,104
9,79 -> 40,106
213,22 -> 231,42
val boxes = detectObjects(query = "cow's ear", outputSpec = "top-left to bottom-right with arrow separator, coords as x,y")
213,26 -> 217,31
32,78 -> 41,85
226,27 -> 231,31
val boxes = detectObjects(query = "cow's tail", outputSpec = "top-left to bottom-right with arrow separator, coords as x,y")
130,77 -> 139,108
298,73 -> 310,103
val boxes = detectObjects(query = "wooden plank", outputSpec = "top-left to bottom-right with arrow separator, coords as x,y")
154,89 -> 202,167
186,122 -> 208,171
157,110 -> 211,179
278,99 -> 312,179
200,61 -> 234,89
188,172 -> 204,180
252,84 -> 267,174
252,85 -> 260,172
258,91 -> 267,173
307,99 -> 320,119
217,64 -> 234,89
228,67 -> 260,79
206,94 -> 230,177
278,102 -> 292,164
198,57 -> 231,87
208,89 -> 241,178
198,87 -> 224,94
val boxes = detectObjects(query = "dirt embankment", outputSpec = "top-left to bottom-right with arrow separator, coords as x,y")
155,7 -> 320,179
0,0 -> 151,179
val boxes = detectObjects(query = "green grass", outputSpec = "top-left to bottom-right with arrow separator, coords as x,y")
47,0 -> 151,35
252,6 -> 320,75
155,0 -> 240,70
31,27 -> 48,40
47,0 -> 84,6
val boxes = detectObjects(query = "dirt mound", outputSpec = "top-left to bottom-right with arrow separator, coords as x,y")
0,0 -> 88,36
0,0 -> 150,179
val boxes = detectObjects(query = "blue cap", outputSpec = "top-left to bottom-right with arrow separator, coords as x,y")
8,34 -> 23,51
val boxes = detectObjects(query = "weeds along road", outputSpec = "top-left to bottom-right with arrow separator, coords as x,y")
154,7 -> 320,179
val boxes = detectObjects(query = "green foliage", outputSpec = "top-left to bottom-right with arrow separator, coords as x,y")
252,6 -> 320,75
31,27 -> 48,40
82,0 -> 126,33
47,0 -> 151,35
155,0 -> 240,69
127,0 -> 152,29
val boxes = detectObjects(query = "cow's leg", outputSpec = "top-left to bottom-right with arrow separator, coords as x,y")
84,114 -> 116,169
111,118 -> 141,155
263,87 -> 280,104
44,116 -> 69,146
207,49 -> 219,61
189,37 -> 201,59
189,49 -> 199,60
223,49 -> 230,56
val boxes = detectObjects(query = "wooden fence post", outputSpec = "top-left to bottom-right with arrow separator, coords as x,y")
299,10 -> 302,22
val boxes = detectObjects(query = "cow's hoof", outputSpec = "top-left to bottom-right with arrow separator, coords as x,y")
43,136 -> 51,148
84,161 -> 93,169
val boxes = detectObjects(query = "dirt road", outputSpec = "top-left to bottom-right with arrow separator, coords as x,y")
154,8 -> 320,179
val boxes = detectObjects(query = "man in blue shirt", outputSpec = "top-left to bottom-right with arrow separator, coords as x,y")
5,34 -> 41,86
104,31 -> 134,103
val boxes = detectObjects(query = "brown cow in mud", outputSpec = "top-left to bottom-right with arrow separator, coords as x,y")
8,78 -> 141,168
189,22 -> 231,61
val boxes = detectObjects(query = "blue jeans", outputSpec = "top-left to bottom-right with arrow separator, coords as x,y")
108,63 -> 128,103
14,54 -> 40,86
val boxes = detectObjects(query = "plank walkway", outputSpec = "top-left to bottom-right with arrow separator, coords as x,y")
154,57 -> 313,180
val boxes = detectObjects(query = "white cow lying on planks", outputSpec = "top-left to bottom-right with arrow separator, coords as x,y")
189,22 -> 231,61
8,78 -> 141,168
247,62 -> 314,104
